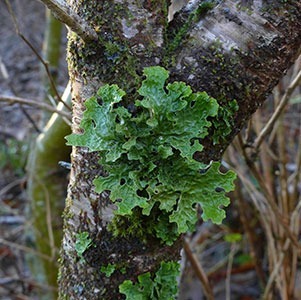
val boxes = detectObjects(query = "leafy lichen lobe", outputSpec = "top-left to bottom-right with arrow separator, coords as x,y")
119,261 -> 180,300
66,66 -> 236,246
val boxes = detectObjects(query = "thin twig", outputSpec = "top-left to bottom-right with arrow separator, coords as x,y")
0,56 -> 9,79
0,216 -> 25,225
1,52 -> 42,132
238,134 -> 301,251
0,238 -> 54,262
262,239 -> 290,299
4,0 -> 72,112
288,200 -> 301,298
183,239 -> 214,300
254,69 -> 301,149
288,135 -> 301,201
39,0 -> 98,43
0,95 -> 71,119
0,178 -> 26,198
274,86 -> 290,216
17,277 -> 58,292
225,243 -> 237,300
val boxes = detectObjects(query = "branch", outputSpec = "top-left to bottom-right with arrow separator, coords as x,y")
39,0 -> 98,43
0,238 -> 54,262
254,69 -> 301,149
167,0 -> 301,162
0,95 -> 71,119
183,239 -> 214,300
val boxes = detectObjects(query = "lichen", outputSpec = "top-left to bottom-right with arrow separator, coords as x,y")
119,261 -> 180,300
100,263 -> 116,277
66,66 -> 236,246
75,231 -> 92,260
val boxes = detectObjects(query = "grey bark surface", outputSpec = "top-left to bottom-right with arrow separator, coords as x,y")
57,1 -> 301,299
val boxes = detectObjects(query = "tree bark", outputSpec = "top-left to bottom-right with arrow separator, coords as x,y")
56,1 -> 301,299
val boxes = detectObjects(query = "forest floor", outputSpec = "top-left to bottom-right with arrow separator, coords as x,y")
0,1 -> 300,300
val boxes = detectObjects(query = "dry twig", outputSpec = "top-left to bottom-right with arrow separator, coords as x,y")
4,0 -> 72,112
0,238 -> 55,262
183,239 -> 214,300
0,95 -> 71,119
254,69 -> 301,149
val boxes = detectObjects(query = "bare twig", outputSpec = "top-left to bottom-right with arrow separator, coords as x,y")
237,134 -> 301,251
289,135 -> 301,201
0,56 -> 9,79
183,239 -> 214,300
38,0 -> 98,43
274,87 -> 290,216
0,178 -> 26,198
0,95 -> 71,119
254,69 -> 301,149
263,239 -> 290,299
0,277 -> 57,294
0,238 -> 54,262
288,199 -> 301,297
225,243 -> 238,300
4,0 -> 72,112
1,53 -> 42,133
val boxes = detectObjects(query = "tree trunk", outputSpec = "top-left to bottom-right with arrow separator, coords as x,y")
56,1 -> 301,299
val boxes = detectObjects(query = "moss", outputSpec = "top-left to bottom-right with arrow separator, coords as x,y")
194,1 -> 215,18
108,206 -> 179,246
66,1 -> 142,94
165,0 -> 215,57
187,40 -> 243,102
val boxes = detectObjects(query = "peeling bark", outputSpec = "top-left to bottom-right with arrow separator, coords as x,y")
56,1 -> 301,299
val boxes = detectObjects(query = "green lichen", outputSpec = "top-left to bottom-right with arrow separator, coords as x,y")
100,263 -> 116,277
65,65 -> 237,299
66,66 -> 236,246
211,99 -> 239,144
75,232 -> 92,260
119,261 -> 180,300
